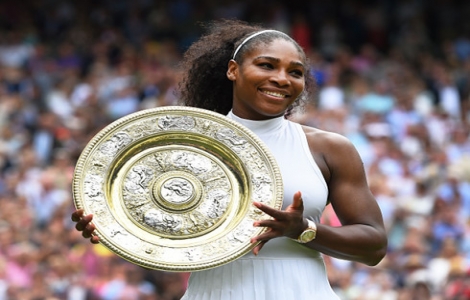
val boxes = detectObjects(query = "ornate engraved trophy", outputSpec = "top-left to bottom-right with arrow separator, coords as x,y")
72,106 -> 283,271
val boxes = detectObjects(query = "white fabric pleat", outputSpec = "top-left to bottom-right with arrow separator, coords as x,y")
182,244 -> 340,299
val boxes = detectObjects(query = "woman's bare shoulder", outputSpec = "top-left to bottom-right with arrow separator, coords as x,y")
299,125 -> 359,182
300,125 -> 354,152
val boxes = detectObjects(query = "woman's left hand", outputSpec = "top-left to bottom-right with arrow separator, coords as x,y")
250,191 -> 307,255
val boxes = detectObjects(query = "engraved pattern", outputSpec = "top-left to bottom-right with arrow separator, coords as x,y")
215,127 -> 248,152
125,166 -> 154,194
161,178 -> 193,203
84,174 -> 104,199
122,149 -> 231,237
184,247 -> 202,262
126,118 -> 159,139
99,132 -> 132,156
201,238 -> 232,256
158,115 -> 196,130
251,173 -> 274,203
201,190 -> 229,219
144,209 -> 182,233
171,152 -> 212,174
228,219 -> 257,244
73,107 -> 283,271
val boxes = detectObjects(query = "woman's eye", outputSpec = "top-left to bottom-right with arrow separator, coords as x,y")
259,63 -> 273,69
291,70 -> 304,77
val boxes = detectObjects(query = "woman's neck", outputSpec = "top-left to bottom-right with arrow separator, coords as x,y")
227,110 -> 285,135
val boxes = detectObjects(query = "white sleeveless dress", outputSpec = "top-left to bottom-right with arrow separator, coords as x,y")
181,112 -> 340,300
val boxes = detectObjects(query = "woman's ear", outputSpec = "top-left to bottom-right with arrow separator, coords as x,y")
226,59 -> 238,81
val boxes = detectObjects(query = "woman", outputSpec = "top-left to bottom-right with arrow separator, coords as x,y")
72,19 -> 387,299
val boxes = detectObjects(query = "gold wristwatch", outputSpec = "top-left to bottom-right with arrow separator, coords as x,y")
295,219 -> 317,243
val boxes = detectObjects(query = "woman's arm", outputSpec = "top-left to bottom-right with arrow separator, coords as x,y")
306,129 -> 387,265
251,129 -> 387,266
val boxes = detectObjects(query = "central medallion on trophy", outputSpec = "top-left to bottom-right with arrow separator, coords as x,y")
152,171 -> 202,211
161,178 -> 194,203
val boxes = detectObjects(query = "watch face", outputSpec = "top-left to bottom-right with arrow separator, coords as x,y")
301,230 -> 315,242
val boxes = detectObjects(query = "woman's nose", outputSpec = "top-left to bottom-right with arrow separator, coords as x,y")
270,70 -> 290,86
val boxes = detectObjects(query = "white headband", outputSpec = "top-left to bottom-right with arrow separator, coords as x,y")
232,29 -> 286,60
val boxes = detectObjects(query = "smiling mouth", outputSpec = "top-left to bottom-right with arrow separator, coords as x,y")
260,90 -> 288,99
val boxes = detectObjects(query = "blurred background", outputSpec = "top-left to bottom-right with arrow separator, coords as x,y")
0,0 -> 469,299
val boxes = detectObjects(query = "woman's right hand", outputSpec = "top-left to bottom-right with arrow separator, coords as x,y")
71,209 -> 100,244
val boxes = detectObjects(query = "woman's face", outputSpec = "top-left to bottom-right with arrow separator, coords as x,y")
227,38 -> 306,120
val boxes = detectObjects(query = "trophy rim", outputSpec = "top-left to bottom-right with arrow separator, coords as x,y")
72,106 -> 283,272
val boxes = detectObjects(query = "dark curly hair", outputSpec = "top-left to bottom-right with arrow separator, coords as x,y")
177,19 -> 316,117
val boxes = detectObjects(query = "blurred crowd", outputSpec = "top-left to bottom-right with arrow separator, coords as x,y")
0,0 -> 469,299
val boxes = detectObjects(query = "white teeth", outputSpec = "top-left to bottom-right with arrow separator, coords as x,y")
262,90 -> 286,98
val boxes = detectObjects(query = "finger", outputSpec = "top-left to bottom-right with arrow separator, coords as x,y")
82,230 -> 91,239
253,202 -> 284,219
256,231 -> 281,242
71,209 -> 84,222
252,240 -> 267,256
90,236 -> 100,244
254,219 -> 282,230
75,220 -> 86,231
85,223 -> 96,235
82,223 -> 96,238
252,228 -> 282,243
291,191 -> 303,209
75,214 -> 93,231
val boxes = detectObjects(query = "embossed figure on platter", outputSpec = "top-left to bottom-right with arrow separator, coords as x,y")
158,115 -> 196,131
171,152 -> 212,174
161,178 -> 194,204
99,132 -> 132,156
